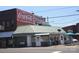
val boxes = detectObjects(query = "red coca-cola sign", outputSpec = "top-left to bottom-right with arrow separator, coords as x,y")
16,9 -> 35,25
16,9 -> 45,26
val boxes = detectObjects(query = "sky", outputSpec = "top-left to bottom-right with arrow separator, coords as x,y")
0,6 -> 79,27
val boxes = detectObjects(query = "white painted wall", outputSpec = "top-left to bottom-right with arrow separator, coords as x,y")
35,36 -> 43,46
27,35 -> 32,47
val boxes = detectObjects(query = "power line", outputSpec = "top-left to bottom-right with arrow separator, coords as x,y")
49,19 -> 78,23
47,14 -> 79,25
47,14 -> 79,19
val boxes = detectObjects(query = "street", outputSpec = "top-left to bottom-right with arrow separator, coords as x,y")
0,45 -> 79,53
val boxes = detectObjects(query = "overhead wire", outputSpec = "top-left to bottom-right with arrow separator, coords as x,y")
47,14 -> 79,18
47,14 -> 79,25
34,6 -> 79,26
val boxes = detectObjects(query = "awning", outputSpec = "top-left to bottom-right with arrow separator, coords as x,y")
0,32 -> 13,38
75,33 -> 79,35
35,33 -> 50,36
65,33 -> 75,35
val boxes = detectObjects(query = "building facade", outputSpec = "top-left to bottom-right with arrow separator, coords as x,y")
0,8 -> 46,32
12,25 -> 66,47
0,8 -> 66,48
0,8 -> 48,48
63,23 -> 79,41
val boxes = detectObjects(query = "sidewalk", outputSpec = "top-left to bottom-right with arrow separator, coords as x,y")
50,45 -> 79,48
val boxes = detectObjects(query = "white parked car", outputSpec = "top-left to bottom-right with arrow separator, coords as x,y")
72,39 -> 78,42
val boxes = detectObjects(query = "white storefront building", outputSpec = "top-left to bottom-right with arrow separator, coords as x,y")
13,25 -> 66,47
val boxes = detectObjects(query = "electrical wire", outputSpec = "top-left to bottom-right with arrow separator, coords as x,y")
47,14 -> 79,19
49,19 -> 79,24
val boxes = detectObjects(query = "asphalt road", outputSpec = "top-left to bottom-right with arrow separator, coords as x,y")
0,45 -> 79,53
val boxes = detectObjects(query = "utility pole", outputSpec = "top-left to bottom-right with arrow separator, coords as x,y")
46,16 -> 50,26
31,11 -> 35,25
47,16 -> 49,23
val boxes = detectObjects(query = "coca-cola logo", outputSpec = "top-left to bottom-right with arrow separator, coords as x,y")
17,11 -> 33,22
16,9 -> 45,25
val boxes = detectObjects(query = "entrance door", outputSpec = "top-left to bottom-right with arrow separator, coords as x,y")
60,35 -> 64,45
27,35 -> 32,47
36,39 -> 41,46
35,36 -> 41,46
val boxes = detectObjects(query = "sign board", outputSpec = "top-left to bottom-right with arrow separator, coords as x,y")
16,9 -> 45,25
17,9 -> 34,24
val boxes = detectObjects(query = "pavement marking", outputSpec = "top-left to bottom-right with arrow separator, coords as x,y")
52,51 -> 62,53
